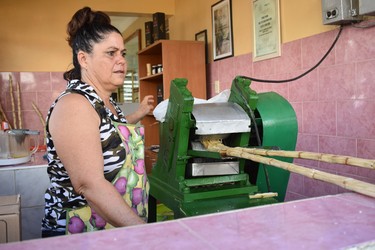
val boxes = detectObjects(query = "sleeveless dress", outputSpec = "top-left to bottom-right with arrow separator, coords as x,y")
41,80 -> 148,234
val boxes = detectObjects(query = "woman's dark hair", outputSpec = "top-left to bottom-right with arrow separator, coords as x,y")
63,7 -> 122,81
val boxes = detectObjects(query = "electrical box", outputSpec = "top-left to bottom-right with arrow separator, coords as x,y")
322,0 -> 363,25
359,0 -> 375,16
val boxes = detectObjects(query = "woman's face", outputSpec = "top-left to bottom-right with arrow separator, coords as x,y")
83,32 -> 127,91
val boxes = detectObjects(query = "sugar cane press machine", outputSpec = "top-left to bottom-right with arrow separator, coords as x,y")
148,76 -> 298,221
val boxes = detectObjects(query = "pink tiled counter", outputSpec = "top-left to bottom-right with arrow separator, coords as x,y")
1,193 -> 374,249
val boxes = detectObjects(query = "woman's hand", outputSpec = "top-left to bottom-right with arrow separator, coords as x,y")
138,95 -> 155,117
126,95 -> 154,124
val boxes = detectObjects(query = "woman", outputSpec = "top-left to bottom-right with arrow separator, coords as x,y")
41,7 -> 154,237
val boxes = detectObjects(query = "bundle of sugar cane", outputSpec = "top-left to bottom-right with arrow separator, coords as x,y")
202,139 -> 375,199
241,148 -> 375,170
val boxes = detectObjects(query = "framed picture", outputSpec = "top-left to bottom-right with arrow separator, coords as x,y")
195,29 -> 208,64
212,0 -> 233,61
252,0 -> 281,62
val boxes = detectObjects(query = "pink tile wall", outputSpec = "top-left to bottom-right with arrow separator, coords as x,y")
0,25 -> 374,201
0,72 -> 67,145
207,25 -> 375,201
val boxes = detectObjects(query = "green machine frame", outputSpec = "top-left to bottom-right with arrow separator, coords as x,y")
148,76 -> 298,222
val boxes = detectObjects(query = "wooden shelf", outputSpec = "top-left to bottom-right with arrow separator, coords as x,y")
139,73 -> 163,81
138,40 -> 207,172
138,40 -> 163,55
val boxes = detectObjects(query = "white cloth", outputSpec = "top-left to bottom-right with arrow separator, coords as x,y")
153,89 -> 231,122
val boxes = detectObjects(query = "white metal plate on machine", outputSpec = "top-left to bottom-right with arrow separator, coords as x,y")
192,102 -> 251,135
190,162 -> 239,176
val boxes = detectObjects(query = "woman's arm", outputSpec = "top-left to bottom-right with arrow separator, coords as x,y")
49,94 -> 145,227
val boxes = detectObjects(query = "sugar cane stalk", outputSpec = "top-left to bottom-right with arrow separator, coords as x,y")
202,140 -> 375,199
16,80 -> 22,129
249,192 -> 278,199
32,102 -> 46,145
9,74 -> 17,129
242,148 -> 375,170
0,103 -> 12,129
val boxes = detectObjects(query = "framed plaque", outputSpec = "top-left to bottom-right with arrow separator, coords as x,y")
252,0 -> 281,62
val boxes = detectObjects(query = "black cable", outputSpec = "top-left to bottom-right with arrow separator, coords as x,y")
237,25 -> 343,83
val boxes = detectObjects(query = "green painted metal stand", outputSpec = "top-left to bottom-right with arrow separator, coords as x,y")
229,77 -> 298,202
148,77 -> 297,222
